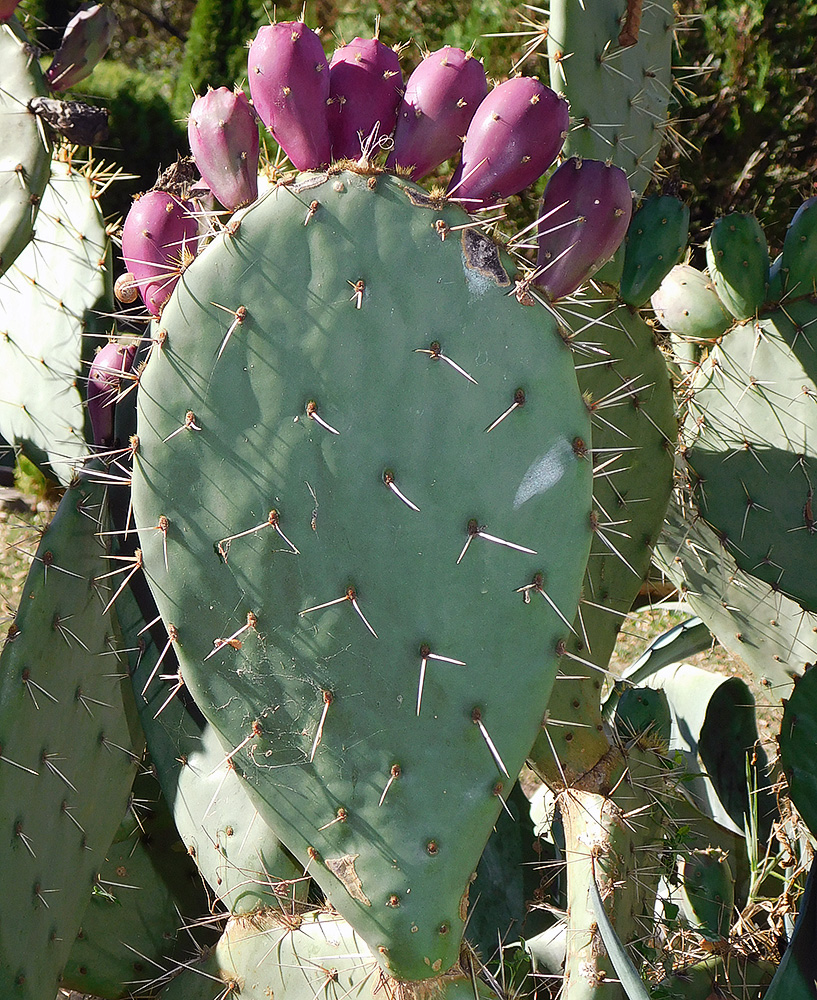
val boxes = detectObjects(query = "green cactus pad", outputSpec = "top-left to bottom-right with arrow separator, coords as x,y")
650,263 -> 733,341
685,301 -> 817,613
157,909 -> 496,1000
116,570 -> 309,918
0,153 -> 110,484
0,17 -> 52,278
705,214 -> 769,321
528,295 -> 676,784
612,685 -> 671,747
547,0 -> 675,196
132,168 -> 593,982
679,848 -> 734,942
634,662 -> 770,837
780,199 -> 817,300
61,815 -> 190,998
620,195 -> 690,308
0,469 -> 143,999
655,487 -> 817,696
779,666 -> 817,839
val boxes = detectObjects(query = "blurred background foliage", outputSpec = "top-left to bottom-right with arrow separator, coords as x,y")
17,0 -> 817,249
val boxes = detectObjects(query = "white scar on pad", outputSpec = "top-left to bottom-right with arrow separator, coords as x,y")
514,437 -> 572,509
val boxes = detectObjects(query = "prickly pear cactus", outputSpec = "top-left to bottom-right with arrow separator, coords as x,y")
0,468 -> 143,999
0,16 -> 52,277
131,167 -> 592,983
0,152 -> 111,483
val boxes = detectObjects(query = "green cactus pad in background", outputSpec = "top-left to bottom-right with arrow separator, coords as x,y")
620,194 -> 690,308
705,214 -> 769,321
529,295 -> 676,785
0,469 -> 143,999
0,17 -> 52,278
546,0 -> 675,197
132,168 -> 592,983
0,152 -> 110,484
612,685 -> 671,747
116,565 -> 310,918
630,662 -> 769,837
684,301 -> 817,613
654,487 -> 817,695
780,198 -> 817,300
679,848 -> 734,942
61,784 -> 202,1000
650,263 -> 733,342
136,666 -> 309,917
779,665 -> 817,840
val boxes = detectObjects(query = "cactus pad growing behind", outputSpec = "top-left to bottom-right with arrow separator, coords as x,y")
0,17 -> 52,278
651,263 -> 733,341
0,469 -> 143,999
620,194 -> 690,308
529,295 -> 676,785
780,198 -> 817,299
654,487 -> 817,694
546,0 -> 675,196
157,909 -> 496,1000
705,214 -> 770,321
684,300 -> 817,613
0,154 -> 110,484
131,167 -> 592,982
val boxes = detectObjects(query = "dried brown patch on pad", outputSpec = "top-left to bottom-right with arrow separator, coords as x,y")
325,854 -> 372,905
462,229 -> 510,287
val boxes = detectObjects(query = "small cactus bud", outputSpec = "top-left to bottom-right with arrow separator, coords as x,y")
447,77 -> 568,207
387,47 -> 487,180
188,88 -> 259,211
248,21 -> 331,170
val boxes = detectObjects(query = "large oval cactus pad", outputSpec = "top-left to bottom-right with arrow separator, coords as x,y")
132,169 -> 592,983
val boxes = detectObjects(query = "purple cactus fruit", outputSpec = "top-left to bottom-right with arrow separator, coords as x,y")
533,157 -> 633,301
121,191 -> 199,317
248,21 -> 331,171
386,46 -> 487,180
188,88 -> 259,211
328,37 -> 402,161
446,76 -> 569,208
87,341 -> 137,446
0,1 -> 21,22
45,3 -> 117,91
